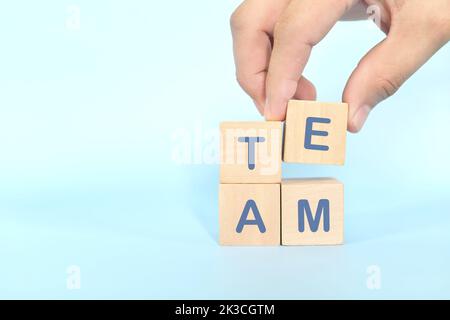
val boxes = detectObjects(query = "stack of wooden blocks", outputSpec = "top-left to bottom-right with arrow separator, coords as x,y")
219,100 -> 348,246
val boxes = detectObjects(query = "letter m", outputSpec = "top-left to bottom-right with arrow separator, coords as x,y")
298,199 -> 330,232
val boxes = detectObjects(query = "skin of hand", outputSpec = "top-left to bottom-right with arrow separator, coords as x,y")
230,0 -> 450,132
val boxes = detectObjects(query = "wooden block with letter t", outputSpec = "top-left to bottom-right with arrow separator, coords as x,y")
219,183 -> 280,246
283,100 -> 348,165
220,121 -> 282,183
281,178 -> 344,245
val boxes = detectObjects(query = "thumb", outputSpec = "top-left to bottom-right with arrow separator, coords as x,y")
343,27 -> 447,133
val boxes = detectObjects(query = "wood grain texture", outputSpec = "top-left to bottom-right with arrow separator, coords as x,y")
219,183 -> 280,246
220,121 -> 282,183
281,178 -> 344,245
283,100 -> 348,165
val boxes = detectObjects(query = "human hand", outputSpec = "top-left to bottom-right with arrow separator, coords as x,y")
231,0 -> 450,132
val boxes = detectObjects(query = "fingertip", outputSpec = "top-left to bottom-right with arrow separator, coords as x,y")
252,99 -> 265,116
294,76 -> 317,101
347,122 -> 361,134
264,77 -> 298,121
306,82 -> 317,100
347,104 -> 371,133
264,99 -> 287,121
264,110 -> 286,121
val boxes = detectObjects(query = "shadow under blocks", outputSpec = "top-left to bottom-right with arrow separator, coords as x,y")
219,100 -> 348,246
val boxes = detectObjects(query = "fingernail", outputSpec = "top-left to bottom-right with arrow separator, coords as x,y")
350,105 -> 371,133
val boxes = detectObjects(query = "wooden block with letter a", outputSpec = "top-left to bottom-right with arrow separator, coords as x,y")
283,100 -> 348,165
219,183 -> 280,246
281,178 -> 344,245
220,121 -> 282,183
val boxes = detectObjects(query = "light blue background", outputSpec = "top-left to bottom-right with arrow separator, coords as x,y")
1,0 -> 449,299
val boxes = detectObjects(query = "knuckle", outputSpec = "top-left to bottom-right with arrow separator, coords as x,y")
374,76 -> 401,98
428,15 -> 450,42
386,0 -> 406,13
273,16 -> 316,45
390,0 -> 450,42
339,0 -> 355,12
273,19 -> 295,41
235,72 -> 251,90
230,7 -> 246,31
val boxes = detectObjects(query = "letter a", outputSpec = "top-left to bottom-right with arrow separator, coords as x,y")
236,199 -> 266,233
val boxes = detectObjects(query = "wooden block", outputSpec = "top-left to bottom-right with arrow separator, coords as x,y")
281,178 -> 344,245
219,183 -> 280,246
220,121 -> 282,183
283,100 -> 348,165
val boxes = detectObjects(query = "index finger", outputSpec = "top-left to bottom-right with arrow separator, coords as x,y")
265,0 -> 358,120
231,0 -> 289,114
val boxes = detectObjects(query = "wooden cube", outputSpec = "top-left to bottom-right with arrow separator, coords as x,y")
283,100 -> 348,165
281,178 -> 344,245
220,121 -> 282,183
219,183 -> 280,246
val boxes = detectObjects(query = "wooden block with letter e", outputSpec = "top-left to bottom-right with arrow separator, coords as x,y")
219,183 -> 280,246
283,100 -> 348,165
281,178 -> 344,245
220,121 -> 282,183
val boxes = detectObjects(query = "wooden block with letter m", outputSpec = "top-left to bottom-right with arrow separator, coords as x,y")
281,178 -> 344,245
